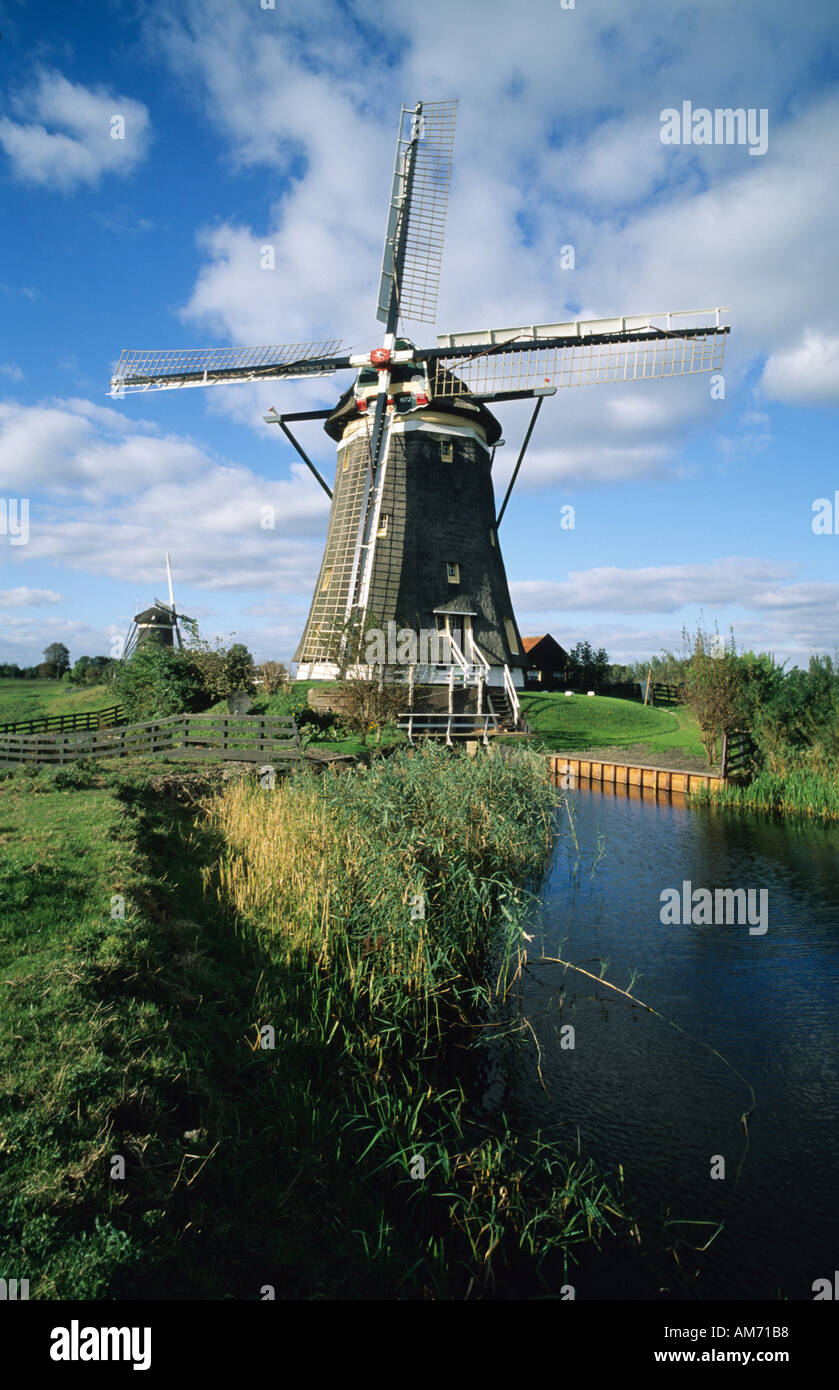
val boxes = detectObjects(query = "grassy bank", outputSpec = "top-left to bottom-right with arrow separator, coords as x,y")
0,747 -> 631,1298
519,692 -> 707,763
690,764 -> 839,821
0,678 -> 113,726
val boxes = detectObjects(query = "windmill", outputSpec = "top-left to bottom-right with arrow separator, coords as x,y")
110,99 -> 729,718
122,554 -> 193,658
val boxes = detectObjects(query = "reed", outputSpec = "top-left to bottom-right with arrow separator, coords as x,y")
691,763 -> 839,821
200,744 -> 631,1295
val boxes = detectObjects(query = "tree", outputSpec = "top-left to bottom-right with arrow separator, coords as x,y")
183,634 -> 257,704
259,661 -> 290,694
566,640 -> 610,690
42,642 -> 70,678
68,654 -> 114,686
681,623 -> 743,765
341,664 -> 407,745
111,644 -> 204,722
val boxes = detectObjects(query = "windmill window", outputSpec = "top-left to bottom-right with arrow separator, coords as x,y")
377,513 -> 389,538
504,618 -> 520,654
446,562 -> 460,584
320,567 -> 333,592
489,527 -> 496,547
440,440 -> 454,463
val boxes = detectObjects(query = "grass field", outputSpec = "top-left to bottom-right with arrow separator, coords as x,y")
0,679 -> 114,726
0,749 -> 633,1298
519,692 -> 708,765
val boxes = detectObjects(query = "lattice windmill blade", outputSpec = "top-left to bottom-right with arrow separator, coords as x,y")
121,619 -> 138,661
428,308 -> 730,400
110,340 -> 349,396
377,99 -> 457,332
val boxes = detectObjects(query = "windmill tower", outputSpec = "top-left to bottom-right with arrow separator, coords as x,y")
122,554 -> 193,658
110,101 -> 729,716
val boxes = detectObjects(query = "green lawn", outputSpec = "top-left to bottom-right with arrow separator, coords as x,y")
0,679 -> 115,726
520,692 -> 707,761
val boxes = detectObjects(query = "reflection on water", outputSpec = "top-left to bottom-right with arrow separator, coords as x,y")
482,778 -> 839,1301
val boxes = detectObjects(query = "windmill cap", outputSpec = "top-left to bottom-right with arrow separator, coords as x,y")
324,367 -> 502,444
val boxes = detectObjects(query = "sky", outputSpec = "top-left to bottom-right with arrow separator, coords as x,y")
0,0 -> 838,671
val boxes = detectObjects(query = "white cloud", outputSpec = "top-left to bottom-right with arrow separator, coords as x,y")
0,68 -> 151,191
761,331 -> 839,407
0,362 -> 23,381
0,587 -> 62,607
511,558 -> 795,615
511,559 -> 839,666
0,399 -> 208,498
1,397 -> 330,593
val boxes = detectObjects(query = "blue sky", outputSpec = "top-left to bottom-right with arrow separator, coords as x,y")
1,0 -> 838,670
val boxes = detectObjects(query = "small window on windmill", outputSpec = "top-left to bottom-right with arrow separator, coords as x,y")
489,527 -> 496,547
377,513 -> 389,538
440,440 -> 454,463
320,567 -> 333,592
446,562 -> 460,584
504,618 -> 520,654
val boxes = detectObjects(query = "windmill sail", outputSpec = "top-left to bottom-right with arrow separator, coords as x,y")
110,340 -> 348,395
430,309 -> 729,398
377,100 -> 457,330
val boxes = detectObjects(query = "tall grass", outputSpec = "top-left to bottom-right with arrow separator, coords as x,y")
691,755 -> 839,821
201,745 -> 632,1295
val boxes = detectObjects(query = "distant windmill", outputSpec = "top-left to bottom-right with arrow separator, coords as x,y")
110,100 -> 729,705
122,554 -> 193,658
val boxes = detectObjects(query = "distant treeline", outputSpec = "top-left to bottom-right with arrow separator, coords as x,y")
0,656 -> 114,685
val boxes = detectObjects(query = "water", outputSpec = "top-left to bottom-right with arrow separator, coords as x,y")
482,781 -> 839,1301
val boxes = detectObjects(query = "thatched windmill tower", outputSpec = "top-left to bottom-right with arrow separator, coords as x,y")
110,101 -> 729,720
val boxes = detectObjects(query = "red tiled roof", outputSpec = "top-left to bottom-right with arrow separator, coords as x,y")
522,636 -> 547,653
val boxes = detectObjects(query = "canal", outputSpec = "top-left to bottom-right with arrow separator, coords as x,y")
481,778 -> 839,1300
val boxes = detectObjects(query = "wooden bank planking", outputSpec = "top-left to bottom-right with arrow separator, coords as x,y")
547,754 -> 725,797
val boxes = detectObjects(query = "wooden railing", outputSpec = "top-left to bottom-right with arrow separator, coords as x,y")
399,711 -> 499,746
0,703 -> 125,736
0,713 -> 302,767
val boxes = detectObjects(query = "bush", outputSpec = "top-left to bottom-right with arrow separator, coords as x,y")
111,644 -> 205,722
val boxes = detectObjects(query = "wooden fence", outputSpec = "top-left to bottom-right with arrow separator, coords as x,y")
0,703 -> 125,736
721,730 -> 756,780
0,713 -> 302,768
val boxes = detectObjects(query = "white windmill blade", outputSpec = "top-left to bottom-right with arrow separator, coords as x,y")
165,552 -> 175,610
110,340 -> 348,396
377,99 -> 457,331
435,306 -> 729,349
429,307 -> 730,398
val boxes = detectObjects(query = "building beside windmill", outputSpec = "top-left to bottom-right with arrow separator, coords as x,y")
522,634 -> 570,689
